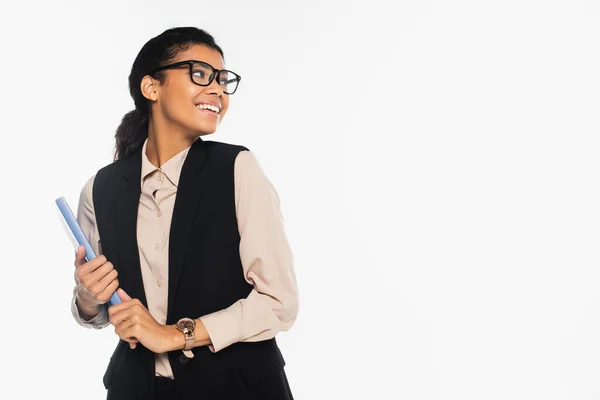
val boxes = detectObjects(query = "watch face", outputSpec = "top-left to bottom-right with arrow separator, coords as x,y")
177,318 -> 195,330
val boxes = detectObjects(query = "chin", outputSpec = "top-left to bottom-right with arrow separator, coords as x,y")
195,126 -> 217,137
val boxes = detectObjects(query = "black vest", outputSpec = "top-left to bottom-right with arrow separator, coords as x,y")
92,138 -> 288,400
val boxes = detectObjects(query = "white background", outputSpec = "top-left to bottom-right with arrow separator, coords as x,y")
1,0 -> 599,399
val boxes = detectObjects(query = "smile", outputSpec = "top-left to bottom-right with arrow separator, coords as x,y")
196,103 -> 220,113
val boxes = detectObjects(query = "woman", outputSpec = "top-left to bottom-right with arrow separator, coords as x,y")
70,27 -> 299,400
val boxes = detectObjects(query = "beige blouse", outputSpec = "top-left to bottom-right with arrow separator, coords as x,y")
71,138 -> 299,379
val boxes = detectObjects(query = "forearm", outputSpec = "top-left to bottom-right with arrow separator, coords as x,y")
160,292 -> 298,353
195,289 -> 298,354
162,319 -> 212,352
71,288 -> 110,329
75,295 -> 103,320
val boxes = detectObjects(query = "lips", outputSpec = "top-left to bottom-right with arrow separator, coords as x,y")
195,102 -> 221,114
196,106 -> 219,120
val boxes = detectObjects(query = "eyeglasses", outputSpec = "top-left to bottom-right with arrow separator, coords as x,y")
149,60 -> 241,95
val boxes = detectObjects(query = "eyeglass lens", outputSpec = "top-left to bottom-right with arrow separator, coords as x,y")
191,62 -> 239,94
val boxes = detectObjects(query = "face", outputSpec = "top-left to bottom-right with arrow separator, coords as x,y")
142,44 -> 231,138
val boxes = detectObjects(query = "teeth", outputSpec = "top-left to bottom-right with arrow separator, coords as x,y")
196,104 -> 220,113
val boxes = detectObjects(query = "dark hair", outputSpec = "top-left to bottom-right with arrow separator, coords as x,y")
113,27 -> 224,161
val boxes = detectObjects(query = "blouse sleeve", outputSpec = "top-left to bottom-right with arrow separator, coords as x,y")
199,150 -> 299,352
70,174 -> 110,329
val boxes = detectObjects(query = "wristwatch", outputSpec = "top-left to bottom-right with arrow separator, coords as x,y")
176,318 -> 196,358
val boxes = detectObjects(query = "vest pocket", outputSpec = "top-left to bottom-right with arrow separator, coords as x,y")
102,357 -> 115,389
238,340 -> 286,387
240,357 -> 285,387
103,340 -> 127,389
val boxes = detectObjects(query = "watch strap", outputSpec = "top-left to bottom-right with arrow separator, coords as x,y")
176,318 -> 196,359
184,333 -> 195,350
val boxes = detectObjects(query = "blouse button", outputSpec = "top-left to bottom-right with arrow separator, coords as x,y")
157,279 -> 163,288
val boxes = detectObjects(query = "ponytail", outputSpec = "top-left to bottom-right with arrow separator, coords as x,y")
114,109 -> 148,161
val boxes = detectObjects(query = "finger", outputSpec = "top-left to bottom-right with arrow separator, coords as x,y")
110,308 -> 133,327
116,330 -> 139,348
76,254 -> 109,277
86,260 -> 115,284
77,253 -> 105,272
117,288 -> 132,301
97,279 -> 120,304
108,296 -> 142,316
125,337 -> 138,350
88,269 -> 118,301
115,320 -> 142,344
74,246 -> 85,268
110,303 -> 146,327
118,325 -> 141,346
114,316 -> 138,333
78,261 -> 115,292
128,337 -> 139,343
116,329 -> 139,345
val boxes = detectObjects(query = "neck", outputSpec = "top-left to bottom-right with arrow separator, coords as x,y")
146,117 -> 199,168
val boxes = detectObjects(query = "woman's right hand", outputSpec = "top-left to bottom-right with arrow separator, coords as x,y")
74,245 -> 119,314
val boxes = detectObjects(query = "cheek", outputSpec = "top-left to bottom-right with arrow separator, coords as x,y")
220,101 -> 230,118
161,98 -> 187,121
162,88 -> 197,116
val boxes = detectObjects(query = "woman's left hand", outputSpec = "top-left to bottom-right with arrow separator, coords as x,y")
108,288 -> 176,354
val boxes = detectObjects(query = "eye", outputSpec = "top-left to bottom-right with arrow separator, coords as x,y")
192,70 -> 206,78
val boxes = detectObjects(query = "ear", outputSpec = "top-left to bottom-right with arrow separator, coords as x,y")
140,75 -> 159,101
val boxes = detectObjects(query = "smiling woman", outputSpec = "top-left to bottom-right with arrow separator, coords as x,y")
70,27 -> 299,400
113,31 -> 239,162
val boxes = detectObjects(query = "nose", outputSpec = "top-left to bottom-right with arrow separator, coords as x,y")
206,74 -> 224,96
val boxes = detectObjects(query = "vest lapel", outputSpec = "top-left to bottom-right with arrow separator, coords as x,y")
114,138 -> 208,317
167,138 -> 208,320
117,148 -> 147,307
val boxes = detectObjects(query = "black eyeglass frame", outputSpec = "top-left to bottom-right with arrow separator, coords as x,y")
148,60 -> 242,95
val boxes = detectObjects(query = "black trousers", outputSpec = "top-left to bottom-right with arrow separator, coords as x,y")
155,376 -> 179,400
153,371 -> 294,400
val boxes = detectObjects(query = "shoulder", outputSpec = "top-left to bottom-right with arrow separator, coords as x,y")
233,149 -> 262,173
203,139 -> 249,153
82,173 -> 97,192
86,157 -> 134,207
233,149 -> 273,193
79,173 -> 97,205
202,139 -> 250,166
94,158 -> 127,181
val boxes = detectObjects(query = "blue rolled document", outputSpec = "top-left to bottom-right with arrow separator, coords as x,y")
56,196 -> 121,305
